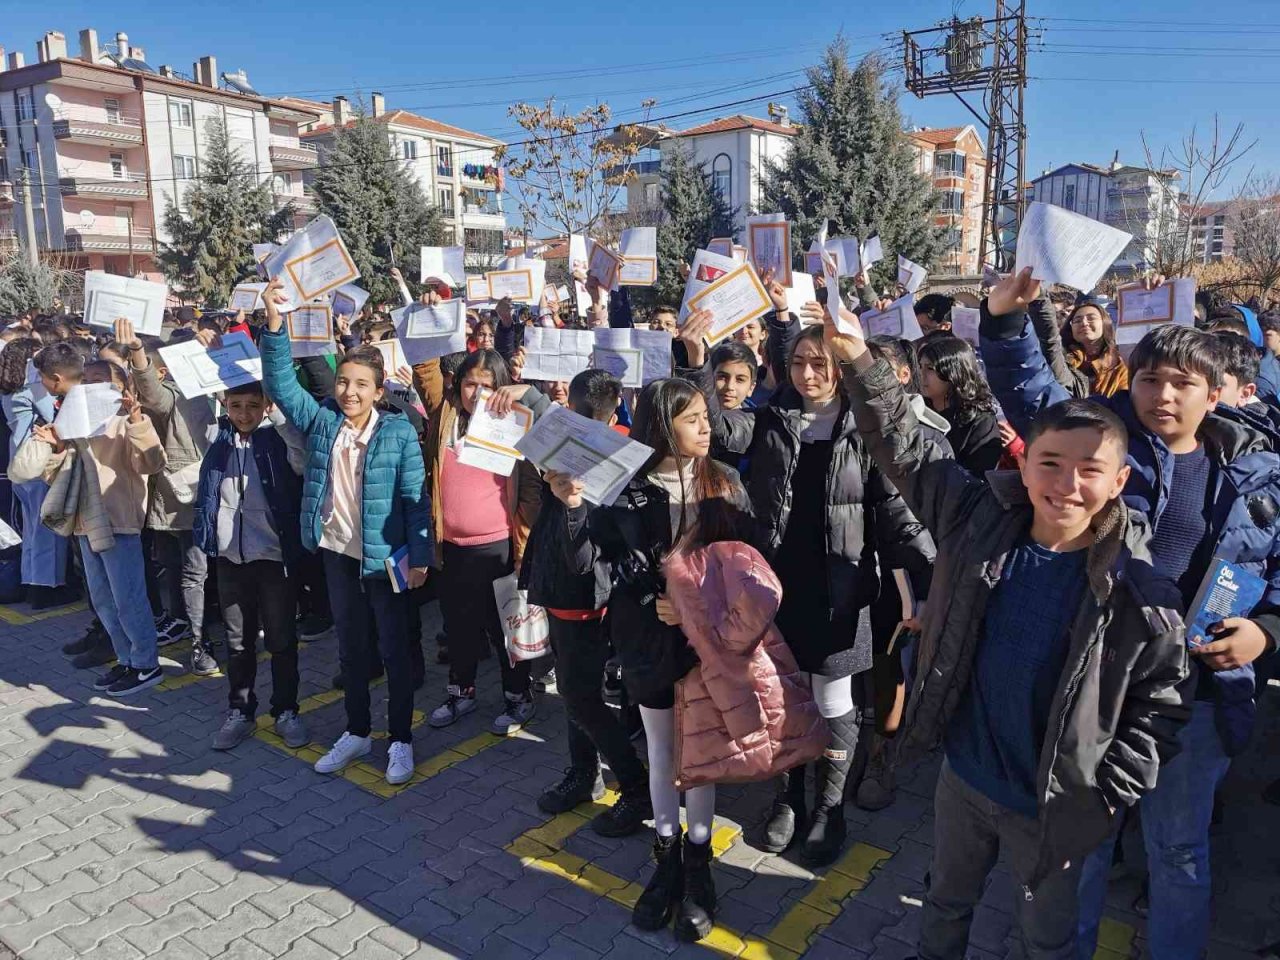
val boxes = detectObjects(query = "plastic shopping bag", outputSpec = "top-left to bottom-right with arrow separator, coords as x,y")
492,573 -> 550,665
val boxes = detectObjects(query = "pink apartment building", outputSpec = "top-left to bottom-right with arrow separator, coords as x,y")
0,28 -> 319,281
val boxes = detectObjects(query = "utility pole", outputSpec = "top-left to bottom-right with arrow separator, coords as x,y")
902,0 -> 1029,271
18,168 -> 39,267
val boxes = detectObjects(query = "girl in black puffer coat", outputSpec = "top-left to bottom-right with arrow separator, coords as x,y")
678,306 -> 936,868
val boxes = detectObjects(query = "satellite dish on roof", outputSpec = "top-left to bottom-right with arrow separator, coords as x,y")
79,210 -> 96,230
45,92 -> 62,110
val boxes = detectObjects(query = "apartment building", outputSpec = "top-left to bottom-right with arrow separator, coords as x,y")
0,28 -> 319,278
1027,157 -> 1182,274
613,108 -> 799,238
906,125 -> 987,276
292,95 -> 506,266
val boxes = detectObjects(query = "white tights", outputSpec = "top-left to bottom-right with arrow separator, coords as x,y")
809,673 -> 854,719
640,705 -> 715,844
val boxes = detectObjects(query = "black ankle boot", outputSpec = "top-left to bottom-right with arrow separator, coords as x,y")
760,767 -> 807,853
632,831 -> 683,931
675,835 -> 716,942
801,709 -> 858,867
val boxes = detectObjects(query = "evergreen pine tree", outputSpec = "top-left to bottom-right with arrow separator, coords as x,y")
762,41 -> 941,288
651,147 -> 736,307
310,110 -> 446,305
157,117 -> 293,305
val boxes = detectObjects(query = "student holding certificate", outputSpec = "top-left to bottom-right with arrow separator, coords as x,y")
259,278 -> 432,788
678,304 -> 936,868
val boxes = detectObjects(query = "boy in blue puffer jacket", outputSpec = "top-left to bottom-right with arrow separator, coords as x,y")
980,268 -> 1280,960
194,380 -> 307,753
260,277 -> 434,788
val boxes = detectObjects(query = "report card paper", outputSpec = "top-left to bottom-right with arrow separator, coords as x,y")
83,271 -> 167,337
592,328 -> 673,388
394,299 -> 468,363
160,331 -> 263,399
618,228 -> 658,286
1015,201 -> 1132,292
747,214 -> 792,287
263,216 -> 360,313
1116,278 -> 1197,344
515,404 -> 654,507
687,263 -> 773,346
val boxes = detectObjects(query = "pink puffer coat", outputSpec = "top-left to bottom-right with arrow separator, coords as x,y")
664,540 -> 829,789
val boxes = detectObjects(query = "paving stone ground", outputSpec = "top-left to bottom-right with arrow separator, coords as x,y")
0,598 -> 1276,959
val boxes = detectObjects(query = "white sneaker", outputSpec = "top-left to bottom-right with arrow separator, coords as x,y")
428,685 -> 477,728
314,732 -> 371,774
386,741 -> 414,785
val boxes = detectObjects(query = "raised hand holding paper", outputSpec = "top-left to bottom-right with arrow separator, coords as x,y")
263,216 -> 360,312
372,338 -> 407,376
587,240 -> 623,291
83,271 -> 167,336
678,248 -> 739,323
515,404 -> 654,506
395,299 -> 468,363
687,263 -> 773,346
457,387 -> 534,476
53,383 -> 122,440
897,255 -> 928,294
161,331 -> 262,399
618,228 -> 658,286
785,272 -> 819,320
860,235 -> 883,270
747,215 -> 792,287
1015,201 -> 1132,291
486,267 -> 535,302
420,246 -> 466,287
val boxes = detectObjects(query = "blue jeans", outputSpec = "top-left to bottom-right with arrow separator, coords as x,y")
78,534 -> 158,671
14,479 -> 68,587
1076,700 -> 1231,960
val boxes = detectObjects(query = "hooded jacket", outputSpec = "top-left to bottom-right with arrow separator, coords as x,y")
664,540 -> 829,789
981,307 -> 1280,755
847,355 -> 1191,892
133,361 -> 216,531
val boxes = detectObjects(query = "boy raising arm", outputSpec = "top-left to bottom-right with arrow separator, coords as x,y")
829,308 -> 1190,960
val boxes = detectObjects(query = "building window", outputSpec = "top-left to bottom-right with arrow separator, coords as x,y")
174,155 -> 196,179
22,149 -> 37,173
943,226 -> 963,250
464,227 -> 504,256
437,146 -> 452,176
711,153 -> 732,206
17,93 -> 34,122
104,98 -> 121,124
438,187 -> 455,216
401,140 -> 418,161
1063,184 -> 1076,211
941,189 -> 964,213
645,182 -> 660,207
168,99 -> 193,128
109,153 -> 128,179
936,151 -> 966,176
0,156 -> 8,182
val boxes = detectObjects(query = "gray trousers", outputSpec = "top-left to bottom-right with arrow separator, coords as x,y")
920,759 -> 1081,960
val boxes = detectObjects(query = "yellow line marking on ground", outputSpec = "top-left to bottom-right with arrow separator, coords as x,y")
1093,917 -> 1137,960
505,790 -> 890,958
157,640 -> 312,692
0,601 -> 88,625
249,680 -> 521,798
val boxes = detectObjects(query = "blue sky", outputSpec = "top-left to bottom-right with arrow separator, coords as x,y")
11,0 -> 1280,221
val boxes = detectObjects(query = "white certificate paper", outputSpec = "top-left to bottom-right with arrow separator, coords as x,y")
521,328 -> 594,382
747,214 -> 792,287
1116,278 -> 1197,344
395,299 -> 468,364
230,282 -> 266,312
689,263 -> 773,346
618,228 -> 658,287
54,383 -> 122,440
950,306 -> 981,346
373,338 -> 407,377
263,215 -> 360,312
678,248 -> 739,323
486,269 -> 535,303
83,271 -> 167,337
161,332 -> 263,399
420,246 -> 466,287
286,303 -> 336,358
861,295 -> 923,340
1015,201 -> 1132,292
785,272 -> 818,321
587,241 -> 623,291
592,328 -> 672,387
330,283 -> 369,319
515,404 -> 655,506
456,387 -> 535,476
897,255 -> 928,294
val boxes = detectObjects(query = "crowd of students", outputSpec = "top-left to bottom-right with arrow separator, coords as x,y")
0,250 -> 1277,958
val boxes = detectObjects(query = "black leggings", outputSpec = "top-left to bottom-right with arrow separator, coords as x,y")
440,539 -> 531,696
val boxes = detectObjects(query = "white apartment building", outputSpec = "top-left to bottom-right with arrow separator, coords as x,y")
292,95 -> 506,266
0,28 -> 319,278
1028,158 -> 1182,274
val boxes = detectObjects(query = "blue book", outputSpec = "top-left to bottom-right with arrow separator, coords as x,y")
1185,557 -> 1267,648
385,546 -> 410,594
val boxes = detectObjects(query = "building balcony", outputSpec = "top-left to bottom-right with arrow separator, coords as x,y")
59,174 -> 148,200
603,159 -> 663,181
52,110 -> 144,147
0,181 -> 13,205
269,138 -> 318,170
276,191 -> 317,214
437,164 -> 454,178
63,224 -> 154,253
